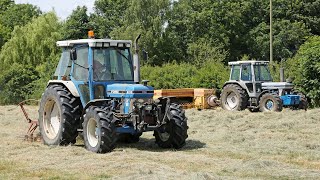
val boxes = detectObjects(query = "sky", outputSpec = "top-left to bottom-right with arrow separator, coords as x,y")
14,0 -> 95,20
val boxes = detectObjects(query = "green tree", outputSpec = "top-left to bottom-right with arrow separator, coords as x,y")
0,12 -> 61,68
62,6 -> 89,40
109,0 -> 178,65
167,0 -> 230,63
249,20 -> 310,61
271,0 -> 320,35
295,0 -> 320,35
0,2 -> 41,47
90,0 -> 129,38
0,0 -> 13,12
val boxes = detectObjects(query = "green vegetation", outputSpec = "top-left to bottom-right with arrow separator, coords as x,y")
287,36 -> 320,107
0,12 -> 62,104
0,0 -> 320,105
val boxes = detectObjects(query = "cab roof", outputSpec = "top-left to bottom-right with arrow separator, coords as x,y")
228,60 -> 269,66
56,39 -> 132,48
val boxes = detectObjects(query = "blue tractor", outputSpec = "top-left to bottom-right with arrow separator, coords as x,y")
220,61 -> 307,112
38,32 -> 188,153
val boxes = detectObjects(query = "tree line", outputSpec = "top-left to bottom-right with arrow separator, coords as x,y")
0,0 -> 320,106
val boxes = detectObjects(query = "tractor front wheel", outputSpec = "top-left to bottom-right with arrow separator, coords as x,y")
297,93 -> 308,110
154,103 -> 188,149
83,106 -> 117,153
38,84 -> 81,145
259,93 -> 283,112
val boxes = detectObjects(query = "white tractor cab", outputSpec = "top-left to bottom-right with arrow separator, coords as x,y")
220,60 -> 307,112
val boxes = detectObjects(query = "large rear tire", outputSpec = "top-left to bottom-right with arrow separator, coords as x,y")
83,106 -> 117,153
154,103 -> 188,149
259,93 -> 283,112
220,84 -> 248,111
38,84 -> 81,145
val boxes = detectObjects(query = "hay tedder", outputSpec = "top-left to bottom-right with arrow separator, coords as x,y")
33,31 -> 188,153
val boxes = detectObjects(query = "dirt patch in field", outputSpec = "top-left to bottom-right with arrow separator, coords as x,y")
0,105 -> 320,179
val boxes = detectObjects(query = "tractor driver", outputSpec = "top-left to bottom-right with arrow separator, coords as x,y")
93,60 -> 111,81
241,65 -> 252,81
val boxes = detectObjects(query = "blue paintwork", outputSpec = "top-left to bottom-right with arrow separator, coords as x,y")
88,47 -> 94,101
69,45 -> 90,107
281,95 -> 300,106
123,98 -> 131,114
62,44 -> 155,114
106,84 -> 154,98
116,125 -> 136,134
106,84 -> 154,114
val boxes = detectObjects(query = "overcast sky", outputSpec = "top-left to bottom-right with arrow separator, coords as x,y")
14,0 -> 95,20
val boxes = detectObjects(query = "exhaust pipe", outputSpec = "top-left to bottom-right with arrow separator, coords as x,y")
133,34 -> 141,84
280,67 -> 285,82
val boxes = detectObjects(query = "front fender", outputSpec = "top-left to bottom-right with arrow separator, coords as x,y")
47,80 -> 79,97
257,90 -> 274,102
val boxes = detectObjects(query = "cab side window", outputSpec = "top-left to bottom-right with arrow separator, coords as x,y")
241,64 -> 252,81
231,65 -> 240,80
73,47 -> 88,81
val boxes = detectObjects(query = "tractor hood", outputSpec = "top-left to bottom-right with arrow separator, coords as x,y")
106,83 -> 154,99
262,82 -> 294,90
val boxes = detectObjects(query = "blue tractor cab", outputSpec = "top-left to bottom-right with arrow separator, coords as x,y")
38,32 -> 188,153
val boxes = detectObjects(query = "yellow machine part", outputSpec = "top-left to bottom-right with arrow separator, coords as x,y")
153,88 -> 217,109
193,88 -> 216,109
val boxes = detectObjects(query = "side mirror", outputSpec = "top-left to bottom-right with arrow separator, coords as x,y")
70,49 -> 77,60
142,49 -> 148,61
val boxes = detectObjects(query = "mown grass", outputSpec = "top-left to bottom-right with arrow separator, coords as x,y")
0,105 -> 319,179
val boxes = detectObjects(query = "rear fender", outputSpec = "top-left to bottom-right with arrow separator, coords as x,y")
223,82 -> 247,92
223,81 -> 243,89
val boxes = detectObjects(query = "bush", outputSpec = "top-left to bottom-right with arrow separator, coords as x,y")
191,61 -> 229,89
0,64 -> 39,104
141,61 -> 229,90
286,36 -> 320,107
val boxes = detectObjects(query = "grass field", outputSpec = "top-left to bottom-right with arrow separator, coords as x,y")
0,105 -> 320,179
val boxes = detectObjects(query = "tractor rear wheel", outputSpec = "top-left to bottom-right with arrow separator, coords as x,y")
220,84 -> 248,111
39,84 -> 81,145
259,93 -> 283,112
83,106 -> 117,153
154,103 -> 188,149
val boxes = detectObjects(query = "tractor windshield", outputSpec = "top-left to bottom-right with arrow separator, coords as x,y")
254,64 -> 272,81
93,47 -> 133,81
